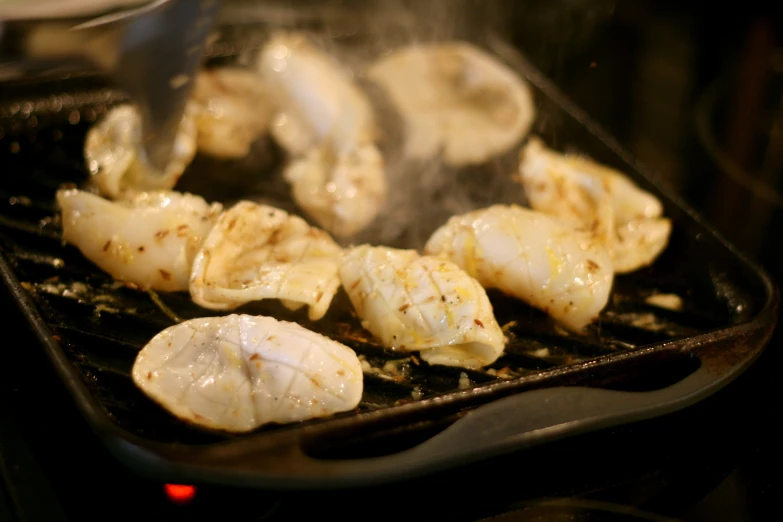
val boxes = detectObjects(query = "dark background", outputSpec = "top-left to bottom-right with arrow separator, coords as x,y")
511,0 -> 783,270
517,4 -> 783,518
2,1 -> 783,520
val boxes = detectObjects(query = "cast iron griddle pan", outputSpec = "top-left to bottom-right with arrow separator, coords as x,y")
0,22 -> 777,489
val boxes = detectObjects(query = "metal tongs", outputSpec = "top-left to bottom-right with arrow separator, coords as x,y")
0,0 -> 221,172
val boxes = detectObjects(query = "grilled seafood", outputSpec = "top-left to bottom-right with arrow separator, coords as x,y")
366,41 -> 536,167
258,31 -> 386,238
518,137 -> 672,273
131,314 -> 363,432
340,245 -> 505,369
84,104 -> 198,199
190,67 -> 272,159
189,201 -> 343,320
424,204 -> 614,333
57,189 -> 222,292
283,142 -> 385,240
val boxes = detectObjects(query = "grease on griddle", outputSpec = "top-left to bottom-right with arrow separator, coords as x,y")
358,354 -> 409,383
146,289 -> 185,323
645,293 -> 683,311
20,279 -> 137,317
485,366 -> 516,379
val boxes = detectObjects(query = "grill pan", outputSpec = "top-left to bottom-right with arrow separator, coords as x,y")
0,15 -> 778,490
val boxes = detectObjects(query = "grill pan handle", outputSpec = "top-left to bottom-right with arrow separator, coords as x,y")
305,359 -> 717,485
366,361 -> 717,471
124,354 -> 749,489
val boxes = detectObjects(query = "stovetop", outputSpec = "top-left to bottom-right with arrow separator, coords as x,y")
2,1 -> 783,521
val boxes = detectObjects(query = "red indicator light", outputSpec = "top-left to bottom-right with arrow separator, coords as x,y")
164,483 -> 197,504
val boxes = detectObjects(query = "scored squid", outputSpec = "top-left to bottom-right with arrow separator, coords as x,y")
424,204 -> 614,333
132,314 -> 364,433
190,67 -> 273,159
84,104 -> 198,199
258,31 -> 386,238
57,188 -> 222,292
189,201 -> 343,320
339,245 -> 505,369
366,41 -> 536,167
518,136 -> 672,273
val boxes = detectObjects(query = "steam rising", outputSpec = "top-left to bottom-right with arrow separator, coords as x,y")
212,0 -> 614,249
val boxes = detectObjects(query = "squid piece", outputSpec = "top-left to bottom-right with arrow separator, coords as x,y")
339,245 -> 505,369
518,137 -> 672,273
258,32 -> 376,156
84,104 -> 198,199
57,188 -> 222,292
283,142 -> 385,240
258,31 -> 386,238
190,67 -> 272,159
189,201 -> 343,320
131,314 -> 364,433
366,41 -> 536,167
424,204 -> 614,333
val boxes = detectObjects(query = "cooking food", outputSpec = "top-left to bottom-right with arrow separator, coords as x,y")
339,245 -> 506,369
258,32 -> 377,156
424,204 -> 614,333
366,41 -> 536,167
131,314 -> 364,433
283,143 -> 386,240
57,188 -> 222,292
190,67 -> 272,159
84,104 -> 198,199
258,31 -> 387,238
189,200 -> 343,320
7,22 -> 757,488
518,136 -> 672,273
64,36 -> 671,432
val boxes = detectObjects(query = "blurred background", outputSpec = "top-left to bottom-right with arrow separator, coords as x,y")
517,4 -> 783,518
513,4 -> 783,520
2,1 -> 783,520
508,0 -> 783,272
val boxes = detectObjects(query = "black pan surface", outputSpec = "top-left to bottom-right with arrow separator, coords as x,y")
0,21 -> 777,489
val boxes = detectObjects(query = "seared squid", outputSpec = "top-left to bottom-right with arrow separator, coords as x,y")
258,31 -> 386,238
366,41 -> 536,167
189,201 -> 343,320
132,314 -> 364,432
518,137 -> 672,273
190,67 -> 272,159
339,245 -> 505,369
84,104 -> 198,198
57,189 -> 222,292
283,143 -> 385,240
424,204 -> 613,333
